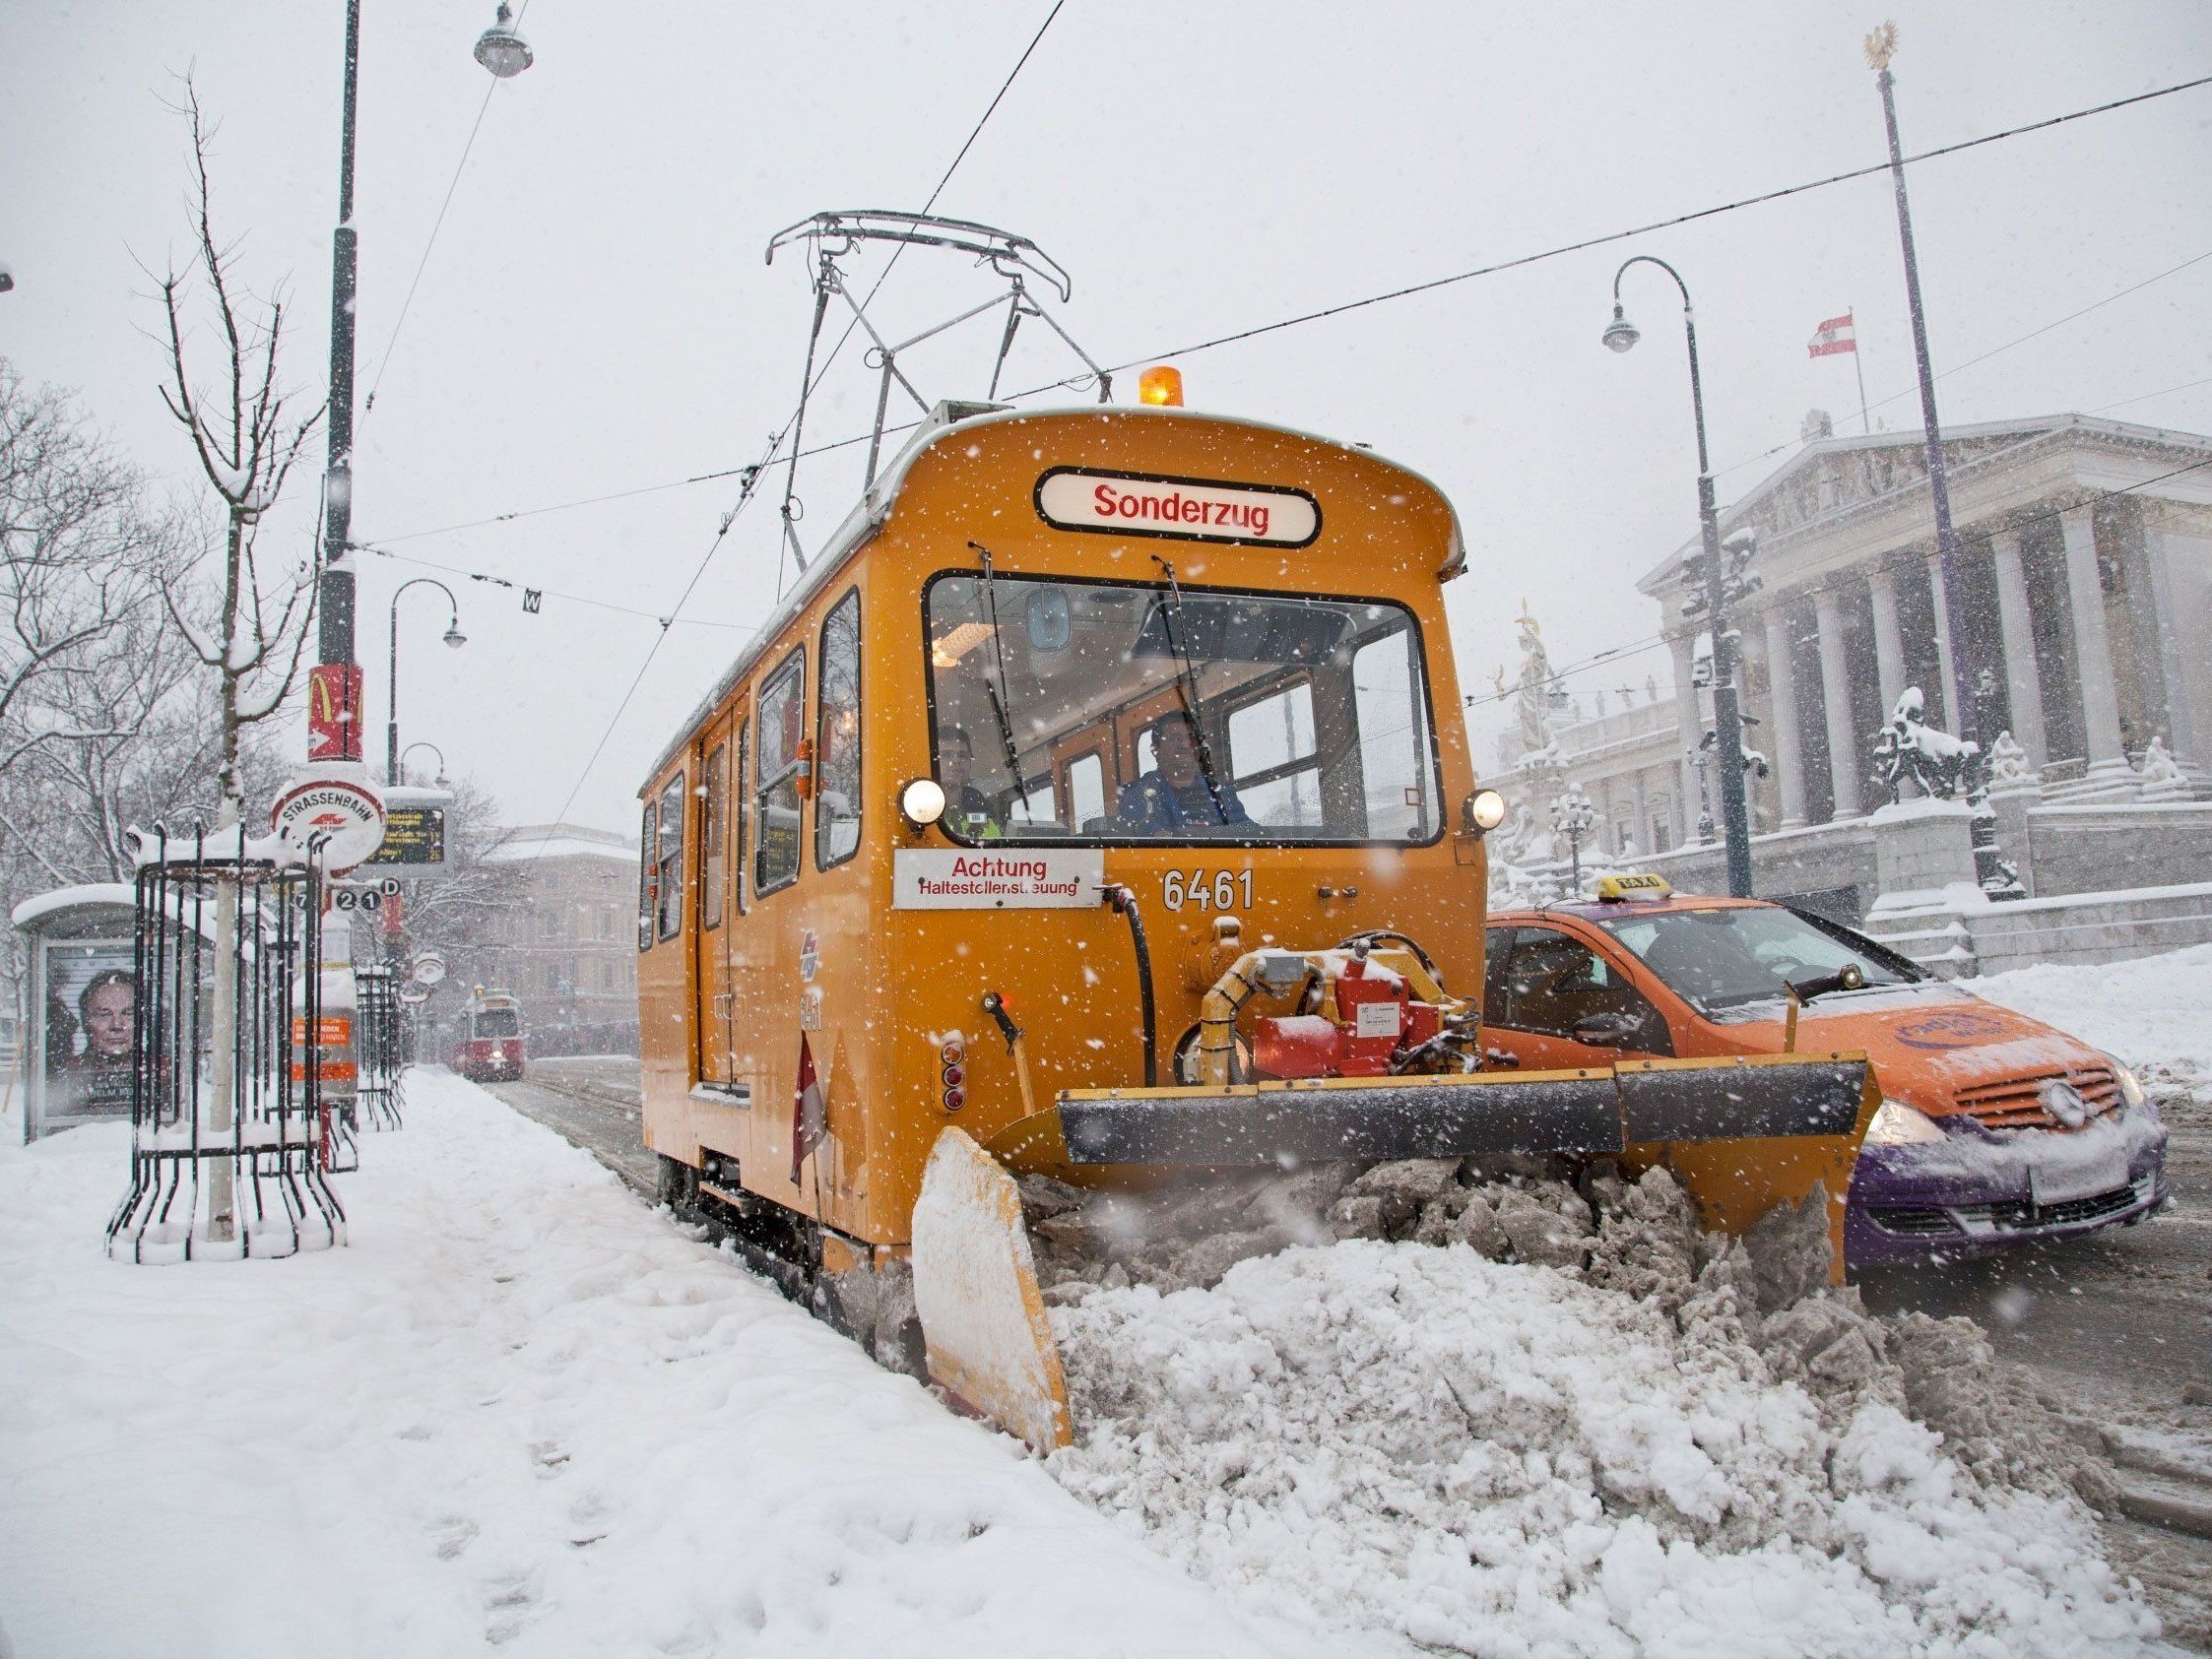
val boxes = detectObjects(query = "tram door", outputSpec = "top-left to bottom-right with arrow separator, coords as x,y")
696,713 -> 742,1088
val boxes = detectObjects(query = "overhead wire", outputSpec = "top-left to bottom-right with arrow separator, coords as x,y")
360,0 -> 540,421
1709,244 -> 2212,481
519,0 -> 1068,847
369,69 -> 2212,553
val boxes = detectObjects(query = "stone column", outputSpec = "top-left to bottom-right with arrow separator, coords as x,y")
1986,527 -> 2049,766
1761,601 -> 1809,827
2060,503 -> 2134,789
1814,586 -> 1863,818
2140,523 -> 2203,772
1925,551 -> 1958,731
1867,564 -> 1908,719
1669,632 -> 1701,845
1632,773 -> 1651,856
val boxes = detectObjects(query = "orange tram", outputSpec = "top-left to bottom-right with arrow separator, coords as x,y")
635,399 -> 1871,1444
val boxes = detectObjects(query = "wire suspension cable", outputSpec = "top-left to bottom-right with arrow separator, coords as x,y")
372,72 -> 2212,550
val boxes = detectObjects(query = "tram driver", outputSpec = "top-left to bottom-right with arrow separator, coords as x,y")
1116,711 -> 1251,834
937,728 -> 1002,838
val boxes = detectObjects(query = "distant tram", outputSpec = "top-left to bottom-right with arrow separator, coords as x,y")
450,988 -> 526,1083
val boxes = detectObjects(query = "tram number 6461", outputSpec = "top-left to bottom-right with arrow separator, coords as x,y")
1161,868 -> 1254,914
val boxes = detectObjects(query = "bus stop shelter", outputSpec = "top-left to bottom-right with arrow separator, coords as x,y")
13,884 -> 139,1141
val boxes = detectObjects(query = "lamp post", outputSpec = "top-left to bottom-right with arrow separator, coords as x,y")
399,742 -> 450,789
318,3 -> 533,679
1603,255 -> 1755,898
388,579 -> 467,785
1549,787 -> 1597,896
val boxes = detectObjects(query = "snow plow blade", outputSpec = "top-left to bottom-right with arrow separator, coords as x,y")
910,1127 -> 1073,1456
983,1052 -> 1874,1274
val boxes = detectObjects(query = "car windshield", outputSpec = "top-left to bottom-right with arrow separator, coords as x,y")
1597,906 -> 1921,1013
925,572 -> 1439,844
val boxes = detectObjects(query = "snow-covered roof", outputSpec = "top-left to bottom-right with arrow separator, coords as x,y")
484,822 -> 635,864
11,883 -> 137,930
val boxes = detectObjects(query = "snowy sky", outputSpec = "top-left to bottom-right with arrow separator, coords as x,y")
3,1 -> 2208,836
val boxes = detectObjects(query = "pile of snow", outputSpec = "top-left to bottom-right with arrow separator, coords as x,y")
1041,1164 -> 2161,1657
0,1071 -> 1296,1659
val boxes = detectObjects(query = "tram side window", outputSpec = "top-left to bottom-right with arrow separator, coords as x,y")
637,799 -> 656,951
816,590 -> 862,869
701,744 -> 726,929
733,717 -> 749,914
755,651 -> 806,895
656,775 -> 684,940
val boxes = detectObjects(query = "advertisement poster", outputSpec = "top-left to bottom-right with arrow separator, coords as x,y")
34,937 -> 140,1131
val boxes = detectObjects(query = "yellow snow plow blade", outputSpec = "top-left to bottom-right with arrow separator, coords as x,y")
1615,1053 -> 1883,1286
984,1052 -> 1874,1271
910,1127 -> 1073,1454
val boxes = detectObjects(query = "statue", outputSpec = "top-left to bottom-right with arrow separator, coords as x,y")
1873,687 -> 1982,800
1985,730 -> 2037,792
1513,603 -> 1553,754
2140,734 -> 2189,802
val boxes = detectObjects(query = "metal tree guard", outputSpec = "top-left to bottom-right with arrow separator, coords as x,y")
355,962 -> 405,1130
105,826 -> 347,1262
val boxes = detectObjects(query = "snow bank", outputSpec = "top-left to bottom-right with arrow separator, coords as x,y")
1043,1168 -> 2162,1657
1969,942 -> 2212,1099
0,1071 -> 1295,1659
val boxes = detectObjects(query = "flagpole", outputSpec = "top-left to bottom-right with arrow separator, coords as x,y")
1867,23 -> 1977,748
1851,306 -> 1872,433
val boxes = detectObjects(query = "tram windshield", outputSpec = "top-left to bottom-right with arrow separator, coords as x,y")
925,573 -> 1439,844
473,1009 -> 520,1038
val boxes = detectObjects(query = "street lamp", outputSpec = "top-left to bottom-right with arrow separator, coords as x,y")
388,579 -> 466,786
1602,255 -> 1755,898
400,742 -> 450,790
1549,787 -> 1597,896
475,4 -> 536,79
319,3 -> 536,687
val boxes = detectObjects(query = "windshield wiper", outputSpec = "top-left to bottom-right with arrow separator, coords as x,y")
968,540 -> 1029,822
1150,555 -> 1234,818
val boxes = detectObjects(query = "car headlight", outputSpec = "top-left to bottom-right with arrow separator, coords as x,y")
2112,1061 -> 2146,1113
1864,1099 -> 1947,1146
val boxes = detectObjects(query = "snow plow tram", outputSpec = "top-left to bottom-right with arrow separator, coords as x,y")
635,400 -> 1876,1451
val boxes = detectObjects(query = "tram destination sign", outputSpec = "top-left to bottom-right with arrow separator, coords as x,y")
893,849 -> 1105,910
361,805 -> 447,871
1034,467 -> 1320,547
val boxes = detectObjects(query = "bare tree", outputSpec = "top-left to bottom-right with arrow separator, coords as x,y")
147,80 -> 325,1240
152,79 -> 324,834
0,363 -> 173,777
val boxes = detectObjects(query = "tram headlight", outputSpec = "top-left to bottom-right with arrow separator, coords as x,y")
1464,789 -> 1507,834
900,777 -> 948,829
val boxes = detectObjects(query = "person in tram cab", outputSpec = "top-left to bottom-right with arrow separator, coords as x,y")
937,727 -> 1003,838
1116,710 -> 1251,834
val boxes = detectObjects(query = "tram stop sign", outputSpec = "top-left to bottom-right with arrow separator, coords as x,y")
270,774 -> 386,873
411,952 -> 448,988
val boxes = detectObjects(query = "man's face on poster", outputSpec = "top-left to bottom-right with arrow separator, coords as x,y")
83,982 -> 133,1059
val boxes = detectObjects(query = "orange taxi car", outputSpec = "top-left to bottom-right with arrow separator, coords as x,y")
1482,875 -> 2169,1267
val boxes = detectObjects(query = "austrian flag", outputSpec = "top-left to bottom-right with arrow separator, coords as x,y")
1807,312 -> 1857,357
791,1033 -> 827,1180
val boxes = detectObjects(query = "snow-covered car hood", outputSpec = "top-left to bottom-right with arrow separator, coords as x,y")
1707,982 -> 2113,1120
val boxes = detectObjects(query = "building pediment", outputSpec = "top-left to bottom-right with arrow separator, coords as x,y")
1636,414 -> 2210,594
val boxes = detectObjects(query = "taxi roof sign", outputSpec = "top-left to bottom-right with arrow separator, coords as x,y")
1595,872 -> 1671,902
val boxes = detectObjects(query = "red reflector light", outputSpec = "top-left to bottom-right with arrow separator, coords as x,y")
942,1087 -> 966,1112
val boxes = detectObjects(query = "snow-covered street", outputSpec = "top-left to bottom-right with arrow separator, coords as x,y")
0,1070 -> 1298,1659
6,1009 -> 2200,1656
